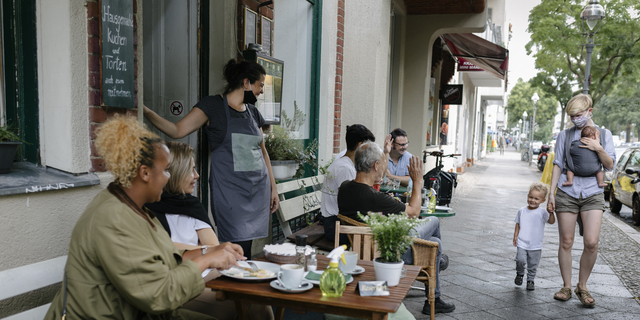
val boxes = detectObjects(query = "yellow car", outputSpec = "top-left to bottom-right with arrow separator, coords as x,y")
609,147 -> 640,226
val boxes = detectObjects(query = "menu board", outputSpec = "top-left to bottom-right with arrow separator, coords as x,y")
101,0 -> 135,108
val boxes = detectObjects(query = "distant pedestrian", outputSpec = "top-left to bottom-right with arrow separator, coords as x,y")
498,136 -> 506,155
513,182 -> 555,291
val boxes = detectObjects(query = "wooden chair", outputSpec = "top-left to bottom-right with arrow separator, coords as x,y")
336,214 -> 439,320
333,221 -> 379,261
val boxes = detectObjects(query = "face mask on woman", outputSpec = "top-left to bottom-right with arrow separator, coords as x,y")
570,111 -> 591,128
243,83 -> 257,105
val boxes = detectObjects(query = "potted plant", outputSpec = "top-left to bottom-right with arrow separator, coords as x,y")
359,212 -> 422,286
0,124 -> 23,174
264,104 -> 318,180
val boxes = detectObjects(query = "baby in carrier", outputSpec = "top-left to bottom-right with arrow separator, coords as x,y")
562,126 -> 607,188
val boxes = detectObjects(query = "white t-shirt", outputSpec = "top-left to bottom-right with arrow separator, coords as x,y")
321,155 -> 356,218
515,206 -> 551,250
165,214 -> 212,246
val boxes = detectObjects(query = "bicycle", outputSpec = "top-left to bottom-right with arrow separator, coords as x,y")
422,151 -> 460,206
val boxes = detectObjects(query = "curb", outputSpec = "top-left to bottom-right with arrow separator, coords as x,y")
603,211 -> 640,246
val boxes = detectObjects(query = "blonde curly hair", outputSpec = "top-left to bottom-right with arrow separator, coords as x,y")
95,115 -> 163,188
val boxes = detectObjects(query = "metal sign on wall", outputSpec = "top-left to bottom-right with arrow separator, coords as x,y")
439,85 -> 463,105
101,0 -> 135,108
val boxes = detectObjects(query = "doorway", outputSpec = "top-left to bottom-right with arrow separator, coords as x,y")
142,0 -> 199,155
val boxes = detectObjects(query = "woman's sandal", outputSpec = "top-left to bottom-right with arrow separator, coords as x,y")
575,286 -> 596,306
553,287 -> 572,301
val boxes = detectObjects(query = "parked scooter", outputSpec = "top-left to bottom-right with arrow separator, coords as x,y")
537,145 -> 550,172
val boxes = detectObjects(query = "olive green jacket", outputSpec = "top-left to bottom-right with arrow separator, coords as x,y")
45,189 -> 212,320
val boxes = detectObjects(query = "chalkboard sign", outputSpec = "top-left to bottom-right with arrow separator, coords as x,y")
101,0 -> 135,108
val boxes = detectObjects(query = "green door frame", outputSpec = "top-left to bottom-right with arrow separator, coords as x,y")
2,0 -> 39,163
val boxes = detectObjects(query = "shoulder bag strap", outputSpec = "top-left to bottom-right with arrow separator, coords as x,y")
564,126 -> 577,173
61,269 -> 67,319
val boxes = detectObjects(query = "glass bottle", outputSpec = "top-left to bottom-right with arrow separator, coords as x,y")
428,188 -> 437,213
295,235 -> 307,270
307,249 -> 317,272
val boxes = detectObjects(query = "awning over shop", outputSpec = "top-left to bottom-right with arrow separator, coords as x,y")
442,33 -> 509,81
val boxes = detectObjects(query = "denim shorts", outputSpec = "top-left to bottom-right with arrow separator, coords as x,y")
555,189 -> 605,213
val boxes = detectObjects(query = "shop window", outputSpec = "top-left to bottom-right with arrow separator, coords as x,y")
272,0 -> 314,140
1,0 -> 39,163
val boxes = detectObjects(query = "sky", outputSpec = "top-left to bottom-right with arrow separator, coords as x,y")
505,0 -> 542,93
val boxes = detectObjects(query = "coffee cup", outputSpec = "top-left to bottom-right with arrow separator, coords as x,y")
339,251 -> 358,273
277,264 -> 304,289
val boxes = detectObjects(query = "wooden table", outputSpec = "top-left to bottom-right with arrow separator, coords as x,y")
206,256 -> 420,320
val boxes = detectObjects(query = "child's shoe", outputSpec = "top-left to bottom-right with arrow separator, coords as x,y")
515,274 -> 523,286
527,281 -> 535,290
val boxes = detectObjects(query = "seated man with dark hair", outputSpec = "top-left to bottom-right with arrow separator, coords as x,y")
386,128 -> 412,186
338,141 -> 455,315
321,124 -> 376,242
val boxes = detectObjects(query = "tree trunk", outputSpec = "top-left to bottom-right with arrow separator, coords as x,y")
626,124 -> 632,143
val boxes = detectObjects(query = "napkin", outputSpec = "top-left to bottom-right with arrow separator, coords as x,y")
305,270 -> 352,282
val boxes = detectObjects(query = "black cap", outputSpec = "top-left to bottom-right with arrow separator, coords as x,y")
296,235 -> 308,246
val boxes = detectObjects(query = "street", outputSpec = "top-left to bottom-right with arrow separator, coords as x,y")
402,148 -> 640,319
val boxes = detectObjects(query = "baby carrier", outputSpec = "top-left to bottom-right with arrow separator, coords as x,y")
563,126 -> 607,177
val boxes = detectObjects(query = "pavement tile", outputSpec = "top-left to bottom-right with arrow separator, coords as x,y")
451,310 -> 506,320
519,302 -> 582,318
486,306 -> 556,320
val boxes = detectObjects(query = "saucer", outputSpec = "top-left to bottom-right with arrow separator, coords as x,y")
344,265 -> 365,275
270,280 -> 313,293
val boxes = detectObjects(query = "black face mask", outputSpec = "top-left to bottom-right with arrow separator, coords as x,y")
243,84 -> 257,105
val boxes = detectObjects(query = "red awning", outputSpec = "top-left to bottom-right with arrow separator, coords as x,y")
442,33 -> 509,81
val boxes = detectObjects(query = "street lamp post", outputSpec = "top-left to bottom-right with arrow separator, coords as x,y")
580,0 -> 605,95
529,93 -> 540,166
522,111 -> 528,157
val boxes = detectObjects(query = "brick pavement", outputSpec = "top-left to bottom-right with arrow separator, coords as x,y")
403,149 -> 640,319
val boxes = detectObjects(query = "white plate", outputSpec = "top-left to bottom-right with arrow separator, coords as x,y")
344,265 -> 365,275
304,270 -> 354,285
270,280 -> 313,293
219,260 -> 279,281
435,205 -> 452,211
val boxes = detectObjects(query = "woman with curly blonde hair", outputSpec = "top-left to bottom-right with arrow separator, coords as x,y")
45,115 -> 244,320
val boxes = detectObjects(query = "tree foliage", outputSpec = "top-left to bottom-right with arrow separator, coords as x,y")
593,79 -> 640,142
530,71 -> 573,130
526,0 -> 640,104
507,79 -> 558,140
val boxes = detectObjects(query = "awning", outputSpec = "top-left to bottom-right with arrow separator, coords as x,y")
442,33 -> 509,81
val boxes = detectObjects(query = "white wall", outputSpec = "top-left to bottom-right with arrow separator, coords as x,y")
36,0 -> 90,173
341,0 -> 392,143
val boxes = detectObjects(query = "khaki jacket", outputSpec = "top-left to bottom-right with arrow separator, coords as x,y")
45,189 -> 212,320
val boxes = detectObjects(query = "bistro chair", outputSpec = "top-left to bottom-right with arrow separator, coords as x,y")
336,214 -> 439,320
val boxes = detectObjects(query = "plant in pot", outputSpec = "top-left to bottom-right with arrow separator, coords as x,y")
0,124 -> 24,174
359,211 -> 421,286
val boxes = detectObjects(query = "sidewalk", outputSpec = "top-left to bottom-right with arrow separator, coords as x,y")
402,149 -> 640,319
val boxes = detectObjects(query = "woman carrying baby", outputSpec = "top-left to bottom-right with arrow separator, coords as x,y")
547,94 -> 615,306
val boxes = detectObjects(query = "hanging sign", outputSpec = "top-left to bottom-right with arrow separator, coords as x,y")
101,0 -> 135,108
457,58 -> 484,72
439,85 -> 463,105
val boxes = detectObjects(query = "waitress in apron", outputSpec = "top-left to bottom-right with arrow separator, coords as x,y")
143,59 -> 279,257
